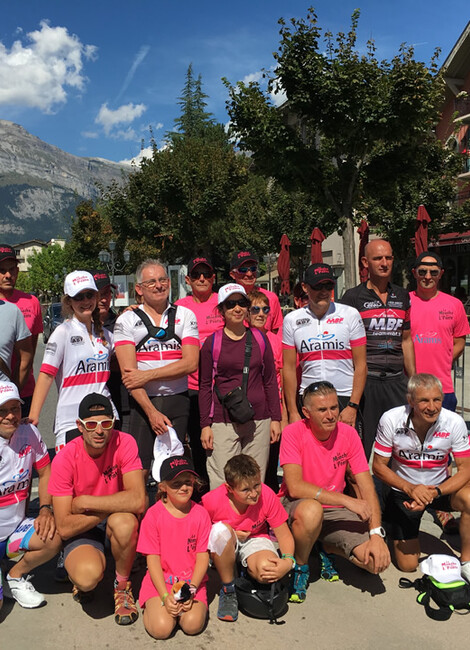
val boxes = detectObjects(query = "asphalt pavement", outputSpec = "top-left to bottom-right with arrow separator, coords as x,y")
1,337 -> 469,649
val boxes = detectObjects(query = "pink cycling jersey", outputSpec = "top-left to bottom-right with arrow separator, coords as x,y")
282,302 -> 366,396
40,317 -> 116,449
374,405 -> 470,488
0,423 -> 50,541
114,303 -> 199,396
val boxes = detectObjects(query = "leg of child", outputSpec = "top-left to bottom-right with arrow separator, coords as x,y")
210,523 -> 238,582
179,601 -> 208,635
246,550 -> 281,583
143,596 -> 177,640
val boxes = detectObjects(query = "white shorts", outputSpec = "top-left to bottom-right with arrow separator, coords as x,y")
237,536 -> 278,567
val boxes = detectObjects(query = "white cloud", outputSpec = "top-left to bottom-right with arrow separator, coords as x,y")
270,78 -> 287,107
95,102 -> 147,136
242,71 -> 263,84
111,127 -> 138,141
0,20 -> 97,113
81,130 -> 98,139
119,146 -> 154,166
116,45 -> 150,101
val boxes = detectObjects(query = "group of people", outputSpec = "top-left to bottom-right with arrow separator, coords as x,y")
1,240 -> 470,638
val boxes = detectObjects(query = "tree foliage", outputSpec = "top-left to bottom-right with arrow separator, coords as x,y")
26,244 -> 71,299
224,7 -> 460,288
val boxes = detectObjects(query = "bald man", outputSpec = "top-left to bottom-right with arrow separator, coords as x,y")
341,240 -> 415,458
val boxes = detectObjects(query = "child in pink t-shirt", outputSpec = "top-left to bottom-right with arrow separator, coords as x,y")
137,456 -> 210,639
202,454 -> 294,623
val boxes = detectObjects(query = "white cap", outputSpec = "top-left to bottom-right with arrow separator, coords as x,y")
217,283 -> 247,305
0,381 -> 24,407
64,271 -> 98,297
421,554 -> 463,583
151,427 -> 184,482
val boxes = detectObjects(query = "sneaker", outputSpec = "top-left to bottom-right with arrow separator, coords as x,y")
434,510 -> 460,534
319,549 -> 339,582
55,550 -> 68,583
114,580 -> 139,625
72,584 -> 94,604
289,564 -> 309,603
6,574 -> 45,609
217,584 -> 238,622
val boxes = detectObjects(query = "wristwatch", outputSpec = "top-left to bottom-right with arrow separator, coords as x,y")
369,526 -> 386,538
347,401 -> 359,410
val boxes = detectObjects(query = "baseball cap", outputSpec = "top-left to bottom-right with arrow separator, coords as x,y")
151,427 -> 185,482
217,283 -> 247,305
304,263 -> 336,288
230,250 -> 258,270
0,381 -> 24,407
421,554 -> 463,583
0,244 -> 18,263
78,393 -> 114,420
64,271 -> 98,297
187,256 -> 214,274
88,269 -> 117,291
414,251 -> 443,269
159,455 -> 198,483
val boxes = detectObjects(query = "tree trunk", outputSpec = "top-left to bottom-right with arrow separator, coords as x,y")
342,217 -> 357,291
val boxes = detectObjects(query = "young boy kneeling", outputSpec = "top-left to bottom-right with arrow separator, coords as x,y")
202,454 -> 295,622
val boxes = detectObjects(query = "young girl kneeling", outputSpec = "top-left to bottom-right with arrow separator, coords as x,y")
137,456 -> 211,639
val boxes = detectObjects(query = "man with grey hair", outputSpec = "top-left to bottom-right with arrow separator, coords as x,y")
114,259 -> 199,478
373,373 -> 470,580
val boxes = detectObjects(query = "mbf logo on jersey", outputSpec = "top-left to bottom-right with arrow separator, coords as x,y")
0,468 -> 30,495
433,431 -> 451,439
76,350 -> 109,374
300,331 -> 346,352
18,444 -> 32,458
368,310 -> 403,332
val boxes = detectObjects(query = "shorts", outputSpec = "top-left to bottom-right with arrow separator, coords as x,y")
139,572 -> 208,608
281,497 -> 369,558
0,517 -> 36,559
237,536 -> 278,567
383,489 -> 453,541
63,522 -> 107,561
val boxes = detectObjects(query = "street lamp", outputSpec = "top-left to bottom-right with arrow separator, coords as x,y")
98,240 -> 130,308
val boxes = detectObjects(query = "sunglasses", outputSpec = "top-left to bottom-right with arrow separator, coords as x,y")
224,298 -> 250,309
310,282 -> 335,291
190,270 -> 213,279
416,268 -> 440,277
303,381 -> 335,402
78,417 -> 115,431
71,291 -> 96,301
237,265 -> 257,274
250,305 -> 270,314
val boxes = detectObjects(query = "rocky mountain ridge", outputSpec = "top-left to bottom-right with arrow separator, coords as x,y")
0,120 -> 129,243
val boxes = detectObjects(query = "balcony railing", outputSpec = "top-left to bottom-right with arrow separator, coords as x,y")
454,98 -> 470,122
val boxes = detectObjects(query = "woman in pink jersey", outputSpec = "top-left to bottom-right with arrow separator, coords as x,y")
137,455 -> 210,639
199,284 -> 281,490
29,271 -> 117,452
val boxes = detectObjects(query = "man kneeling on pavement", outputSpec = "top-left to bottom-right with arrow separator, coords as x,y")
373,373 -> 470,580
0,381 -> 61,610
279,381 -> 390,603
48,393 -> 146,625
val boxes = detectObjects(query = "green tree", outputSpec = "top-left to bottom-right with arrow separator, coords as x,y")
27,244 -> 71,300
224,8 -> 460,288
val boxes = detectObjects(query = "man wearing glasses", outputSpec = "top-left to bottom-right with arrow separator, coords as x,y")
410,251 -> 469,412
175,256 -> 224,479
114,259 -> 199,479
282,263 -> 367,429
229,250 -> 283,333
49,393 -> 145,624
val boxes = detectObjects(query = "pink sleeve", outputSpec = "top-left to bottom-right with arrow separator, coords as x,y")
30,296 -> 44,335
137,506 -> 160,555
279,423 -> 302,466
48,451 -> 74,496
118,433 -> 143,474
262,485 -> 288,529
453,301 -> 470,337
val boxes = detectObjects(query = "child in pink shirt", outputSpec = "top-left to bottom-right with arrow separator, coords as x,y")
202,454 -> 294,622
137,456 -> 210,639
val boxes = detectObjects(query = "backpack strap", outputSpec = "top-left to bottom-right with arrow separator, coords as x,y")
417,590 -> 454,621
209,329 -> 224,419
135,306 -> 181,352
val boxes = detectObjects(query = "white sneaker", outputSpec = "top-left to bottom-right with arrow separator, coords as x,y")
461,561 -> 470,584
6,574 -> 46,608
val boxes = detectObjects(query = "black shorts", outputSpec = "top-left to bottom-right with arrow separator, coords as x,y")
63,522 -> 107,561
129,392 -> 190,470
383,489 -> 453,540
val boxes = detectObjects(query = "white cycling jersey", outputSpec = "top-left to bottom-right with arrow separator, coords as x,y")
40,318 -> 116,449
282,302 -> 366,396
113,303 -> 199,397
374,405 -> 470,488
0,422 -> 49,541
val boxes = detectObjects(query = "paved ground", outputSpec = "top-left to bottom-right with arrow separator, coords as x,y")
2,337 -> 470,648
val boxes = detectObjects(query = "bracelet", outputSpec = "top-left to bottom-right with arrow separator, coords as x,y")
281,553 -> 296,569
347,401 -> 359,410
435,486 -> 442,498
314,487 -> 322,500
39,504 -> 53,513
161,592 -> 169,606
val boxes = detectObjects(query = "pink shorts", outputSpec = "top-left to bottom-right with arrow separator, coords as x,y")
139,571 -> 208,608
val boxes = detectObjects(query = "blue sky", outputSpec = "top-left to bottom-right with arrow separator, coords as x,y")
0,1 -> 468,164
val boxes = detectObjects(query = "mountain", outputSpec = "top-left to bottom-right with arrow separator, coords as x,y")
0,120 -> 130,244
